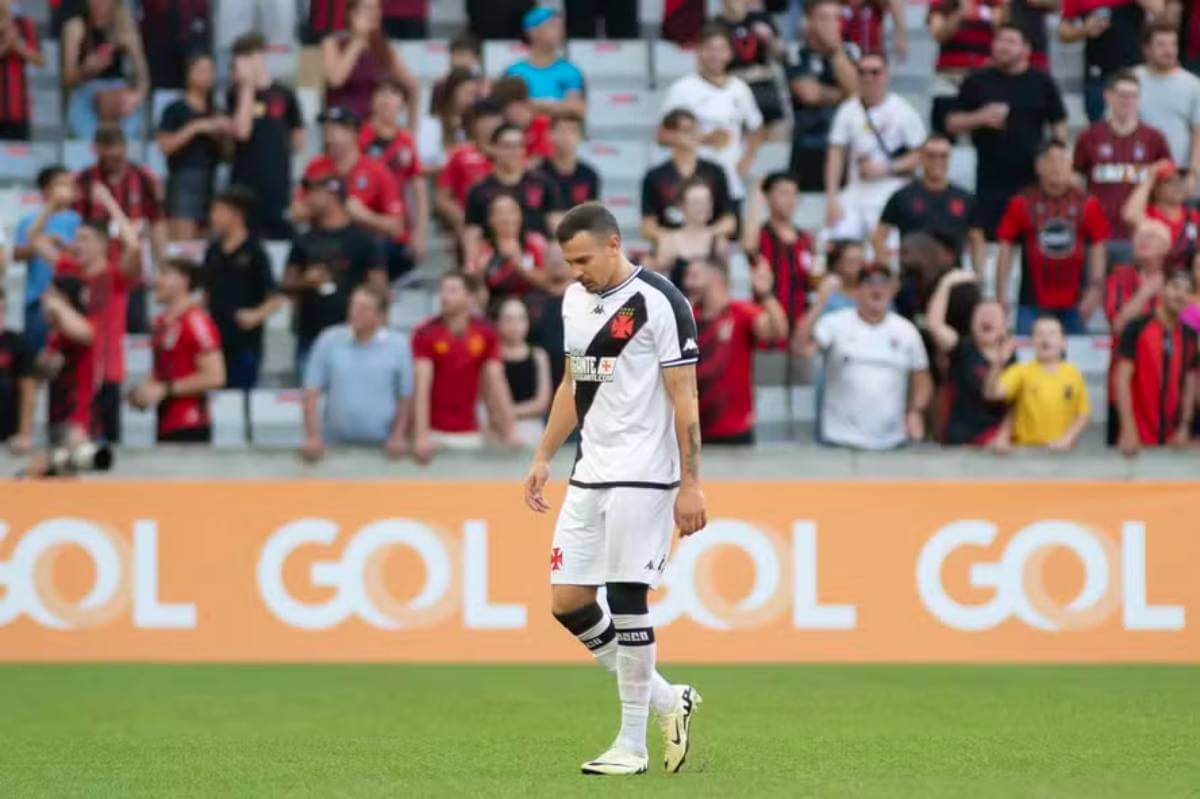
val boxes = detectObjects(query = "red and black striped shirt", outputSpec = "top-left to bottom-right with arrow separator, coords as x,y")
1117,313 -> 1199,444
0,16 -> 37,127
75,163 -> 163,224
307,0 -> 349,40
931,0 -> 1001,72
757,222 -> 813,324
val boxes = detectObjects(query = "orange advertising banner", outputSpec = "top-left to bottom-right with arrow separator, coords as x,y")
0,481 -> 1197,663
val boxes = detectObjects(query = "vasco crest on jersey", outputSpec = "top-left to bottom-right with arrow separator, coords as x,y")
610,307 -> 636,340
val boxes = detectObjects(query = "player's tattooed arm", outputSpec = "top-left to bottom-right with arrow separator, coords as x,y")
663,364 -> 707,535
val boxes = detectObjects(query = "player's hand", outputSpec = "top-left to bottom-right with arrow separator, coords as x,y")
674,484 -> 707,536
524,458 -> 551,513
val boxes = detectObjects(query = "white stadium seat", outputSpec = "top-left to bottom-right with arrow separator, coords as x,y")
566,40 -> 649,87
483,40 -> 530,77
586,88 -> 661,134
249,389 -> 305,447
578,139 -> 649,182
296,87 -> 321,128
396,40 -> 450,82
652,40 -> 693,86
599,187 -> 640,233
211,391 -> 249,448
124,335 -> 153,381
0,142 -> 56,183
62,139 -> 95,172
121,404 -> 157,448
30,88 -> 62,134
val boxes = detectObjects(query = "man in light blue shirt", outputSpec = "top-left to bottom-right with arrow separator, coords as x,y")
13,166 -> 81,351
504,7 -> 586,116
301,285 -> 413,460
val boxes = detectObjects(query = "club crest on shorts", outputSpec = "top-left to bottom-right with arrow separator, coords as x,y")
550,547 -> 564,571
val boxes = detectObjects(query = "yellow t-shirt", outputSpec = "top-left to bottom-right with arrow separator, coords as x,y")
997,360 -> 1091,446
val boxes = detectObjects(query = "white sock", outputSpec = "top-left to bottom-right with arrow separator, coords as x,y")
576,608 -> 676,715
612,612 -> 656,756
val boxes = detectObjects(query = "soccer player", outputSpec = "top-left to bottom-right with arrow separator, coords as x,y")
523,203 -> 707,776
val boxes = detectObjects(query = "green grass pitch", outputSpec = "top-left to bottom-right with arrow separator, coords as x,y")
2,664 -> 1196,798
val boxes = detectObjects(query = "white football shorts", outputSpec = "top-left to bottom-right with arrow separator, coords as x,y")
549,485 -> 677,588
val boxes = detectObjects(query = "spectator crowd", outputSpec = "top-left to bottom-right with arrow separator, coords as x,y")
0,0 -> 1198,466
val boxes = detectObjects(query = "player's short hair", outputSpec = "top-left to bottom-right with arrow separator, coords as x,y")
490,122 -> 525,146
555,202 -> 621,246
232,32 -> 267,57
661,107 -> 697,131
995,23 -> 1029,44
36,165 -> 69,191
353,283 -> 389,315
162,257 -> 202,291
1106,69 -> 1139,92
762,170 -> 798,194
213,184 -> 256,220
491,75 -> 530,108
1142,20 -> 1177,46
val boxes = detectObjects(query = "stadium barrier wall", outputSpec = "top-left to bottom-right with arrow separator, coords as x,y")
0,480 -> 1196,663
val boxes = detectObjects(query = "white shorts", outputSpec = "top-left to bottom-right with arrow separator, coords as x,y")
550,485 -> 677,588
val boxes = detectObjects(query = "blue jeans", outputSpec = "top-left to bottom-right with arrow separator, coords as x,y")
1017,305 -> 1085,336
67,78 -> 144,142
23,300 -> 48,353
1084,77 -> 1106,124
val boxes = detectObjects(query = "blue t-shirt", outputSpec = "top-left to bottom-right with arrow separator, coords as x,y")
303,325 -> 413,445
504,58 -> 585,101
15,209 -> 82,305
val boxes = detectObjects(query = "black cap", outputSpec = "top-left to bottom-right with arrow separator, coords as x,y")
317,106 -> 360,128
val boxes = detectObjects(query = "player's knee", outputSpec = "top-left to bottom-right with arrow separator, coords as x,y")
551,601 -> 603,633
605,582 -> 649,616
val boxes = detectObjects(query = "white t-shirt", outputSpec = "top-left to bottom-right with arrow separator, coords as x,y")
829,92 -> 926,201
814,308 -> 929,450
1133,66 -> 1200,168
563,265 -> 699,487
661,73 -> 764,200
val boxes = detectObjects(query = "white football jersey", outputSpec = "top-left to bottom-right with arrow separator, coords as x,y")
563,265 -> 699,488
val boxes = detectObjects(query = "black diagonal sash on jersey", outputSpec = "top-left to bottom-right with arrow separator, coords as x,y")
573,292 -> 649,427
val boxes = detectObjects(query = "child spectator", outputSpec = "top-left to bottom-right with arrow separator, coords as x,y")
129,259 -> 225,444
492,75 -> 554,162
203,186 -> 282,390
463,123 -> 564,259
684,258 -> 788,444
985,315 -> 1092,451
641,108 -> 736,244
926,269 -> 1012,447
504,7 -> 586,117
322,0 -> 420,123
157,53 -> 231,241
497,297 -> 551,448
651,178 -> 730,288
469,194 -> 551,300
1114,269 -> 1198,455
0,0 -> 44,140
435,98 -> 501,237
61,0 -> 150,141
540,111 -> 601,209
1122,160 -> 1200,272
32,185 -> 141,444
411,272 -> 518,462
14,167 -> 81,353
0,288 -> 35,453
228,33 -> 305,240
742,171 -> 815,339
301,285 -> 413,462
363,79 -> 429,272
